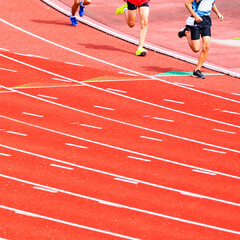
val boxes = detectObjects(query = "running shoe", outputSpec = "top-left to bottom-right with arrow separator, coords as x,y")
192,70 -> 205,79
79,1 -> 85,17
178,26 -> 190,38
136,47 -> 147,56
116,4 -> 128,15
70,15 -> 78,25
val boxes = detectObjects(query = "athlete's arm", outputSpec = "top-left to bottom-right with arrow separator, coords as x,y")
185,0 -> 203,22
212,3 -> 224,20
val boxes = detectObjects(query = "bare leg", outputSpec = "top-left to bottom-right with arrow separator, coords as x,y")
124,8 -> 137,28
71,0 -> 80,16
138,6 -> 149,48
186,31 -> 200,52
71,0 -> 91,16
196,36 -> 211,70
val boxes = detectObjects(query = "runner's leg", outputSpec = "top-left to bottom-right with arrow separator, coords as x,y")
138,6 -> 149,48
196,36 -> 211,70
71,0 -> 80,16
125,9 -> 137,28
83,0 -> 91,6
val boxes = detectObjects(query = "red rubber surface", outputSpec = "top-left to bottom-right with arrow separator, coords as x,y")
0,0 -> 239,239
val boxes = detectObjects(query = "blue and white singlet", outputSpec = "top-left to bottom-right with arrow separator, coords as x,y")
192,0 -> 215,16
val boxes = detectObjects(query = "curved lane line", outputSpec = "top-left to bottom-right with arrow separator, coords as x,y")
41,0 -> 240,78
0,18 -> 239,104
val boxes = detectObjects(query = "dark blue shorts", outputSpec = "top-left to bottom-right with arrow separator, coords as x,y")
127,1 -> 149,10
188,16 -> 212,40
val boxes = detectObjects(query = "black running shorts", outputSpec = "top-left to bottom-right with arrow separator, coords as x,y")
188,16 -> 212,40
127,1 -> 149,10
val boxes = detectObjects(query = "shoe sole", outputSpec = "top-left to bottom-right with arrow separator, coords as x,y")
136,52 -> 147,57
191,74 -> 205,79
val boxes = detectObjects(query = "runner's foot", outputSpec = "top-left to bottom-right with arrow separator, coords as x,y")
192,69 -> 205,79
178,27 -> 190,38
79,1 -> 85,17
136,47 -> 147,56
116,4 -> 128,15
70,15 -> 78,25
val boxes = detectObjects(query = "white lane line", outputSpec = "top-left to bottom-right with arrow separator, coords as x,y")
1,18 -> 239,105
94,105 -> 115,111
80,124 -> 102,129
106,88 -> 127,94
192,169 -> 217,176
65,143 -> 88,149
1,54 -> 240,132
98,200 -> 123,208
64,62 -> 84,67
128,156 -> 151,162
38,94 -> 58,100
118,72 -> 138,77
213,128 -> 236,134
1,116 -> 240,180
1,177 -> 240,236
114,178 -> 139,184
14,53 -> 49,59
0,205 -> 140,240
152,117 -> 174,122
222,110 -> 240,116
50,164 -> 74,170
174,82 -> 194,87
180,191 -> 204,198
22,112 -> 43,118
0,147 -> 239,207
0,153 -> 11,157
203,148 -> 226,154
52,77 -> 72,83
33,186 -> 58,193
163,99 -> 184,104
5,131 -> 27,136
231,93 -> 240,96
0,48 -> 9,51
0,67 -> 17,72
140,136 -> 163,142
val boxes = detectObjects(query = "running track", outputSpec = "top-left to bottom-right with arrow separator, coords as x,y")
0,0 -> 239,239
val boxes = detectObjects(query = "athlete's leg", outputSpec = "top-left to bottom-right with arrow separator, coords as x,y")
138,6 -> 149,48
196,36 -> 211,70
83,0 -> 91,6
71,0 -> 80,16
186,31 -> 201,52
125,9 -> 137,27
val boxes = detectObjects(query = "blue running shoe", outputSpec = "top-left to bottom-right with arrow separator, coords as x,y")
79,1 -> 85,17
70,15 -> 78,25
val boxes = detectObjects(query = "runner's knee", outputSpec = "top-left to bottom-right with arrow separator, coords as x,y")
192,46 -> 200,52
74,0 -> 80,5
128,21 -> 135,27
140,18 -> 148,28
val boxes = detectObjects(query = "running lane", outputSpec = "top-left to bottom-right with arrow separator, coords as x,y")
0,0 -> 240,240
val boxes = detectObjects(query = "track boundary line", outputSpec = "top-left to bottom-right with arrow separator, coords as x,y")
1,175 -> 240,235
1,53 -> 240,132
40,0 -> 240,78
0,18 -> 239,103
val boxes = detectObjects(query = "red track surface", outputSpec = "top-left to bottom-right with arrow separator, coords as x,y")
0,0 -> 240,239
